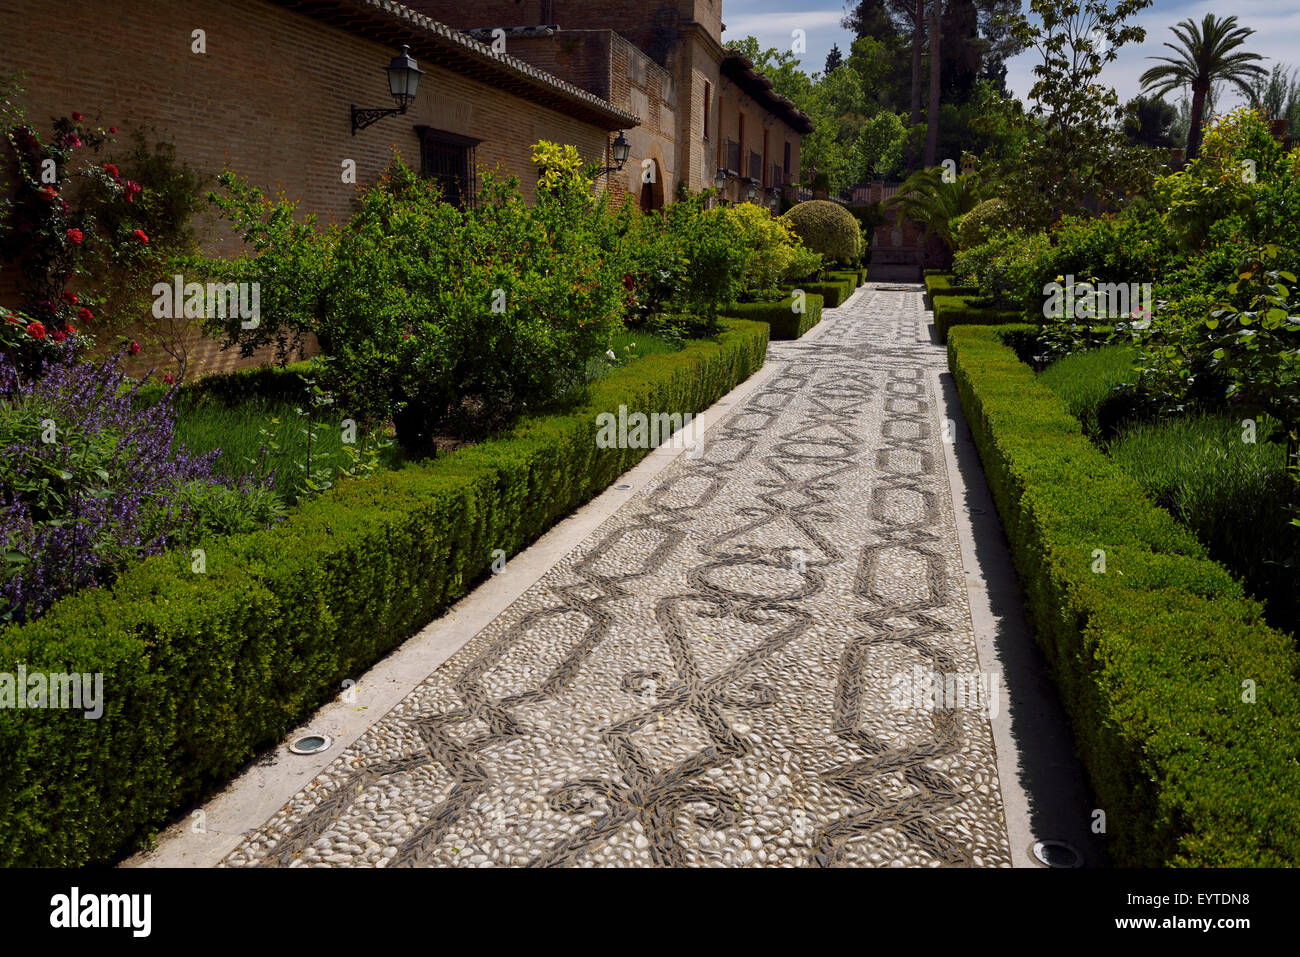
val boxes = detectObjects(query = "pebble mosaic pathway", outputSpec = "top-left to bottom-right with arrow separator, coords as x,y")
223,286 -> 1013,868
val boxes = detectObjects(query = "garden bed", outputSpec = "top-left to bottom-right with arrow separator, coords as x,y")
947,323 -> 1300,867
0,318 -> 769,867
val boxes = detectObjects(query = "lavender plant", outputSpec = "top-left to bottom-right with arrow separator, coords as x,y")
0,350 -> 281,624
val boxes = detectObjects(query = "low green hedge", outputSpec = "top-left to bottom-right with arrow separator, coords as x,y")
723,292 -> 824,339
931,293 -> 1024,342
0,319 -> 769,867
924,273 -> 978,298
828,269 -> 860,290
801,278 -> 855,308
948,325 -> 1300,867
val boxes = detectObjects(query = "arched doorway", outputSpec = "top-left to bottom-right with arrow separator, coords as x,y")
638,158 -> 665,213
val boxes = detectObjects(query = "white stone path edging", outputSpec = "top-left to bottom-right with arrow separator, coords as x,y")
128,284 -> 1096,868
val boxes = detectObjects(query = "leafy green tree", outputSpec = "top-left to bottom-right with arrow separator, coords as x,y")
854,111 -> 910,179
1247,63 -> 1300,134
848,35 -> 912,115
1000,0 -> 1159,226
1123,94 -> 1178,149
1140,14 -> 1268,158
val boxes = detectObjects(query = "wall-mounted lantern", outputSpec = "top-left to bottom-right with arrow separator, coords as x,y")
745,178 -> 758,203
767,191 -> 780,211
595,131 -> 632,176
714,168 -> 728,192
351,45 -> 425,135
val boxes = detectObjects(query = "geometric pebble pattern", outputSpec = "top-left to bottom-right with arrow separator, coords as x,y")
222,287 -> 1013,868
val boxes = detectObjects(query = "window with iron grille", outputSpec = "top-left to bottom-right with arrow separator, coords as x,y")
771,163 -> 784,188
748,150 -> 762,182
415,126 -> 480,208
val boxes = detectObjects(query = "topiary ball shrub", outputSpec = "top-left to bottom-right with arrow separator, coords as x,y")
783,200 -> 862,266
956,198 -> 1010,251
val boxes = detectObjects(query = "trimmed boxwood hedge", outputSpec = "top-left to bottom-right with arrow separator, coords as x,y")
722,292 -> 824,339
948,325 -> 1300,867
827,269 -> 862,292
0,319 -> 769,867
931,293 -> 1023,341
800,277 -> 855,307
924,272 -> 978,298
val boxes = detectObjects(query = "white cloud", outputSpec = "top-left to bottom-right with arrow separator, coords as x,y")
1006,1 -> 1299,110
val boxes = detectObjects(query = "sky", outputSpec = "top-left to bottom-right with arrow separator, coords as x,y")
720,0 -> 1300,112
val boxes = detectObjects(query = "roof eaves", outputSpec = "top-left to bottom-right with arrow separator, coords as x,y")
280,0 -> 641,129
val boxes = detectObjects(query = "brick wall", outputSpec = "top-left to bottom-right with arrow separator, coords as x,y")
0,0 -> 619,378
402,0 -> 722,67
403,0 -> 744,195
715,78 -> 802,204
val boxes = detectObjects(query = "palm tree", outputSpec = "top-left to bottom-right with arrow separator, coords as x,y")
1140,14 -> 1268,159
884,167 -> 983,251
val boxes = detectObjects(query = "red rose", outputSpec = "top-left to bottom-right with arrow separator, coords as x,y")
63,291 -> 78,304
65,325 -> 76,335
124,181 -> 142,203
26,322 -> 46,340
62,132 -> 82,148
132,228 -> 149,244
66,228 -> 84,244
103,163 -> 121,181
72,112 -> 82,122
39,186 -> 57,202
163,373 -> 176,385
109,126 -> 117,134
128,339 -> 141,355
77,307 -> 93,322
51,329 -> 67,343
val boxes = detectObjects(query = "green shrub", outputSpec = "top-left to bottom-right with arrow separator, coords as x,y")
827,269 -> 859,286
721,293 -> 824,339
955,198 -> 1009,251
0,319 -> 769,867
1109,414 -> 1298,633
1038,344 -> 1138,436
799,278 -> 855,308
948,324 -> 1300,867
169,480 -> 287,538
930,294 -> 1023,341
722,202 -> 822,295
924,273 -> 978,298
313,160 -> 628,450
783,200 -> 862,265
